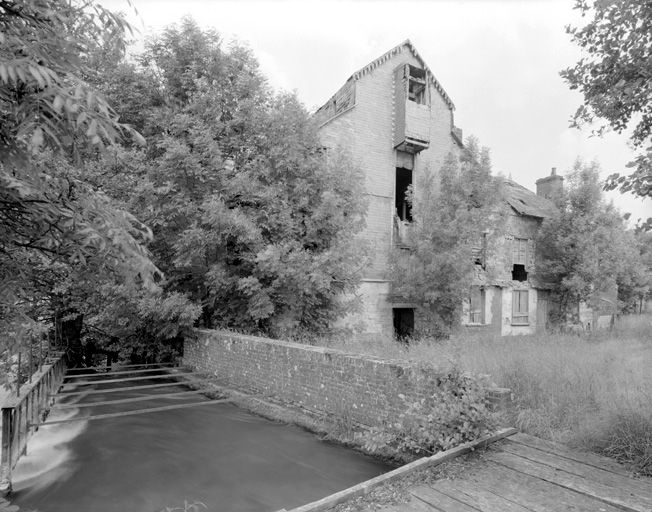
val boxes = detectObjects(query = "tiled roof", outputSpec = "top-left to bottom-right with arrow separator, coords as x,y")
503,179 -> 557,219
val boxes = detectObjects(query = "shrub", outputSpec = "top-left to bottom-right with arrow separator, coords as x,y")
361,369 -> 496,457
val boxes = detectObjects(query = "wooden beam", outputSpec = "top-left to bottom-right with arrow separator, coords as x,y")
64,367 -> 184,380
66,362 -> 176,372
34,399 -> 232,426
59,372 -> 196,386
52,380 -> 211,397
51,389 -> 215,409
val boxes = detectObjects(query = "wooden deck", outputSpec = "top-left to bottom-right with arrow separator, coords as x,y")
382,433 -> 652,512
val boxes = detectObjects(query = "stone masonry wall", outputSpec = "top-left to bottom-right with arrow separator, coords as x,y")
184,329 -> 450,428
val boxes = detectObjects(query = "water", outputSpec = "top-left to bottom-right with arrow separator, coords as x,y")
10,374 -> 392,512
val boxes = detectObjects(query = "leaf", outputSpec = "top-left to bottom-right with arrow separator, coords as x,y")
28,66 -> 45,88
30,127 -> 44,150
52,94 -> 64,113
0,64 -> 8,83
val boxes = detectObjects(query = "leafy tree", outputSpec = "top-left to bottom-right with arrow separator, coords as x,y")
391,138 -> 503,336
0,1 -> 198,371
536,160 -> 647,318
93,18 -> 366,338
561,0 -> 652,227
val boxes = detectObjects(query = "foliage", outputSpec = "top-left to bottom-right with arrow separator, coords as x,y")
0,1 -> 197,371
536,160 -> 648,318
390,137 -> 503,335
94,18 -> 366,337
361,369 -> 495,457
325,314 -> 652,475
561,0 -> 652,226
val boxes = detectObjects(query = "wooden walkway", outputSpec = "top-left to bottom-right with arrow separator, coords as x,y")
382,433 -> 652,512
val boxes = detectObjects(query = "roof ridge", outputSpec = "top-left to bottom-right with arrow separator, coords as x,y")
348,40 -> 455,110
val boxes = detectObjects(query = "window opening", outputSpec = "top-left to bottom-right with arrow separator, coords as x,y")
393,308 -> 414,340
395,167 -> 412,221
512,264 -> 528,281
512,290 -> 529,325
473,232 -> 488,269
469,287 -> 485,324
407,65 -> 427,105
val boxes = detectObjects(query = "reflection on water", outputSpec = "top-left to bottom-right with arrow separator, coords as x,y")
10,375 -> 391,512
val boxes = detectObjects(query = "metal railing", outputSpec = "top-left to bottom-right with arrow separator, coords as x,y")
0,351 -> 66,495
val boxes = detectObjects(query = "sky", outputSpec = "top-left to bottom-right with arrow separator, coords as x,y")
105,0 -> 651,225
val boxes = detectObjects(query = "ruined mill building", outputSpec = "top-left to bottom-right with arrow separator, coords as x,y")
315,40 -> 614,337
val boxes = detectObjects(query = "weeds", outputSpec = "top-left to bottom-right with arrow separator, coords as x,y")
323,314 -> 652,475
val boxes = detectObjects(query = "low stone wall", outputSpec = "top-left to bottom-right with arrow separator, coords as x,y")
184,330 -> 505,428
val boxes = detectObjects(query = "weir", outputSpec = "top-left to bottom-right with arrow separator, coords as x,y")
0,352 -> 66,495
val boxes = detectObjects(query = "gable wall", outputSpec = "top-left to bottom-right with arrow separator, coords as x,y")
318,48 -> 459,334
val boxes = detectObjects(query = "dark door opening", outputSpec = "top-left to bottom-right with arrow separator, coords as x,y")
395,167 -> 413,221
393,308 -> 414,339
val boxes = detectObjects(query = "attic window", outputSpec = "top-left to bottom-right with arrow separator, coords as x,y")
512,264 -> 528,282
407,65 -> 427,105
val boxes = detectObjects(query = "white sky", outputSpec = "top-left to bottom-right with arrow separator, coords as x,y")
106,0 -> 651,225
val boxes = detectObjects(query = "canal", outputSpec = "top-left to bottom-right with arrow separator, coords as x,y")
9,375 -> 392,512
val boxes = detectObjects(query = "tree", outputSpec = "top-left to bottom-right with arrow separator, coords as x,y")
93,18 -> 366,338
0,1 -> 197,371
391,137 -> 503,336
536,160 -> 647,319
561,0 -> 652,227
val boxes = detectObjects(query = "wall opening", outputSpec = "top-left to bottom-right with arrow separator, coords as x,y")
407,65 -> 427,105
512,264 -> 528,282
395,167 -> 412,221
393,308 -> 414,339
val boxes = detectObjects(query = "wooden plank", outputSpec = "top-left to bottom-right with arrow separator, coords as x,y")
471,461 -> 624,512
50,389 -> 214,409
378,494 -> 439,512
429,478 -> 532,511
63,367 -> 182,380
500,439 -> 652,498
507,433 -> 632,477
66,362 -> 176,372
35,399 -> 232,426
486,450 -> 652,512
53,380 -> 211,397
409,485 -> 480,512
59,372 -> 196,386
279,428 -> 517,512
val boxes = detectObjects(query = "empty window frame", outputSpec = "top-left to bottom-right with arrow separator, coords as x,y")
469,287 -> 485,324
473,232 -> 488,269
407,65 -> 427,105
512,290 -> 529,325
395,167 -> 413,221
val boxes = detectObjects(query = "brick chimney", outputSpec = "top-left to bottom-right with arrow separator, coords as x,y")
536,167 -> 564,200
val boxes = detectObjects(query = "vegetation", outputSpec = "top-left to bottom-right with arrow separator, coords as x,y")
360,370 -> 496,458
391,138 -> 503,335
562,0 -> 652,228
326,314 -> 652,475
1,3 -> 365,377
536,160 -> 651,320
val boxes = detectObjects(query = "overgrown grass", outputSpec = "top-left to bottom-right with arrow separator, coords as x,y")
324,314 -> 652,475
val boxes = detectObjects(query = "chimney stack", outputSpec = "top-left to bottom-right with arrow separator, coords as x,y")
536,167 -> 563,200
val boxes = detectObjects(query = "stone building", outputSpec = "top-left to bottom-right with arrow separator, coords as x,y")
316,41 -> 613,336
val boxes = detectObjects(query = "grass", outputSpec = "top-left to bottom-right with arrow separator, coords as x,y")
323,314 -> 652,476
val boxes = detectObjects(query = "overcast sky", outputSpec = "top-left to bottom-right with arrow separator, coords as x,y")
106,0 -> 651,224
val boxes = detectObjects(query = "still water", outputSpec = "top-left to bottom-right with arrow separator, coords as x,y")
10,374 -> 391,512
